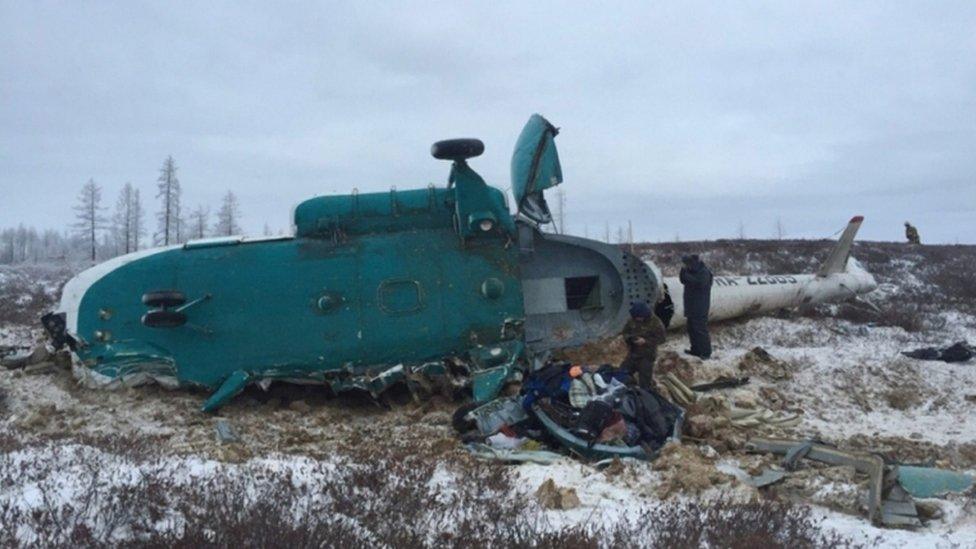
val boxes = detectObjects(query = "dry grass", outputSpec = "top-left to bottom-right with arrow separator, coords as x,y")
0,434 -> 858,548
0,264 -> 73,325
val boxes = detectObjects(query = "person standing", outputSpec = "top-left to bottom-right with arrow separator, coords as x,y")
620,301 -> 666,390
904,222 -> 921,244
680,254 -> 713,359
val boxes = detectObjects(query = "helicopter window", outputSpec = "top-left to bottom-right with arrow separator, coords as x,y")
564,276 -> 601,310
378,279 -> 425,315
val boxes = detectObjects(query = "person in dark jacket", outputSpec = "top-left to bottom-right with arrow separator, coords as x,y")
679,254 -> 713,359
620,301 -> 667,390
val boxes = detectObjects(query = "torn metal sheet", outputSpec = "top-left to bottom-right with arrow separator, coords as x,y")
729,408 -> 801,429
745,468 -> 787,488
882,480 -> 921,528
897,465 -> 974,498
215,419 -> 240,444
747,438 -> 887,526
690,376 -> 750,392
463,396 -> 529,436
465,443 -> 565,465
782,441 -> 813,471
532,401 -> 683,462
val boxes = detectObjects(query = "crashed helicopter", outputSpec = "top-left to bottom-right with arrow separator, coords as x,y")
42,114 -> 877,413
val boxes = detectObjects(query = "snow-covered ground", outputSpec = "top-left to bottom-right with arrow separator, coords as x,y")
1,242 -> 974,546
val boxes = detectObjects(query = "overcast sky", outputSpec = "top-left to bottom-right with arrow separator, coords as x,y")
2,1 -> 974,244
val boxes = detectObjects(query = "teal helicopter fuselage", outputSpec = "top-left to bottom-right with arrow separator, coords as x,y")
48,115 -> 659,411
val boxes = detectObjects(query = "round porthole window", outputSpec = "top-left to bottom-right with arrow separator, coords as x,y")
481,278 -> 505,300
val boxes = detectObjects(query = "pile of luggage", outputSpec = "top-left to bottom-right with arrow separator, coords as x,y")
454,361 -> 684,461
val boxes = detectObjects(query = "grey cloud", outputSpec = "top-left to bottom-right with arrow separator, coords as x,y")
2,1 -> 974,244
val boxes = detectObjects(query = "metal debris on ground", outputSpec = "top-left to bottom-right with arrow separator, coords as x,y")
2,345 -> 51,370
744,437 -> 974,528
729,407 -> 801,429
214,419 -> 240,444
748,438 -> 890,525
660,372 -> 697,406
662,373 -> 801,430
466,443 -> 565,465
744,468 -> 787,488
883,477 -> 922,528
782,441 -> 813,471
690,376 -> 750,392
897,465 -> 974,498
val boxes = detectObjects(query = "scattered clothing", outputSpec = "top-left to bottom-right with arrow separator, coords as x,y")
486,432 -> 526,450
902,341 -> 974,363
597,413 -> 627,443
679,255 -> 713,359
618,386 -> 681,445
461,360 -> 683,462
521,361 -> 573,409
568,373 -> 599,408
655,284 -> 675,328
576,400 -> 614,442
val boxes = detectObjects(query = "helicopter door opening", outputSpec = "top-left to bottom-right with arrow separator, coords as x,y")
519,231 -> 639,351
564,276 -> 601,310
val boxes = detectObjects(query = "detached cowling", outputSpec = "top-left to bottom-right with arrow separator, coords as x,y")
511,114 -> 562,224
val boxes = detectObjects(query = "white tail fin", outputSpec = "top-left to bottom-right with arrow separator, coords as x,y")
817,216 -> 864,277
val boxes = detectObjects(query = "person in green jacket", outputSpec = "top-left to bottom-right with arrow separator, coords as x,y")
905,222 -> 921,245
620,301 -> 667,390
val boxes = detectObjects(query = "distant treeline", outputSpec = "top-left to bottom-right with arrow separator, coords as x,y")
2,156 -> 246,265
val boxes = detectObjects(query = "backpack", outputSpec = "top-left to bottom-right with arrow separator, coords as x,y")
576,400 -> 614,442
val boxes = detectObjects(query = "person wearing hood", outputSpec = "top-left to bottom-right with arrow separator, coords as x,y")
904,222 -> 921,244
680,254 -> 714,359
620,301 -> 667,390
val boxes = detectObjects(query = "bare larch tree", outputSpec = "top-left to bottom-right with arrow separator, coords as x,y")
214,191 -> 242,236
73,179 -> 106,261
112,183 -> 137,255
131,188 -> 145,250
188,205 -> 210,239
155,156 -> 182,245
